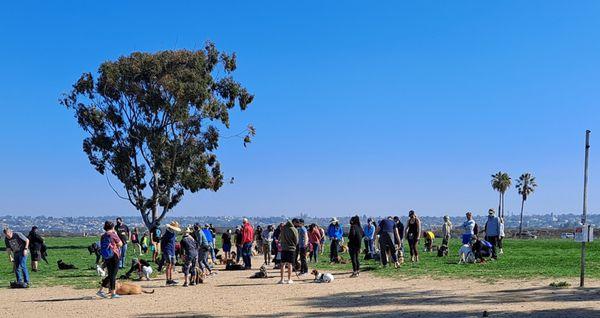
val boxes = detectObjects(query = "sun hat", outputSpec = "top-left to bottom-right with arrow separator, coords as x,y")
330,217 -> 339,224
166,221 -> 181,232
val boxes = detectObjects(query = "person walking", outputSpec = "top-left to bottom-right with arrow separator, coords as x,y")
27,226 -> 44,272
405,210 -> 421,262
115,217 -> 130,269
4,228 -> 30,287
278,220 -> 299,284
296,219 -> 309,275
462,212 -> 476,244
222,229 -> 232,261
308,223 -> 322,263
261,225 -> 274,265
484,209 -> 501,259
441,215 -> 453,248
241,218 -> 254,269
363,218 -> 376,260
180,228 -> 199,287
327,218 -> 343,263
162,221 -> 181,285
97,221 -> 122,298
348,216 -> 364,277
376,216 -> 400,268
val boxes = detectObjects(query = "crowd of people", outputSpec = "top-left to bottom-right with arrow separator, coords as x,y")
2,209 -> 506,294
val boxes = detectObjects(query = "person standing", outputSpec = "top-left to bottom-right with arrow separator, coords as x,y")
222,229 -> 232,261
308,223 -> 322,263
348,216 -> 364,277
234,226 -> 243,264
462,212 -> 476,244
484,209 -> 500,259
115,217 -> 130,269
376,216 -> 400,268
393,216 -> 405,263
131,227 -> 142,255
162,221 -> 181,285
261,225 -> 274,265
499,217 -> 506,254
254,225 -> 263,255
441,215 -> 453,248
241,218 -> 254,269
27,226 -> 44,272
180,228 -> 199,287
150,223 -> 162,262
4,228 -> 30,287
193,223 -> 212,276
202,224 -> 216,264
296,219 -> 309,275
363,218 -> 376,260
272,223 -> 284,269
97,221 -> 122,298
326,218 -> 343,263
278,220 -> 298,284
405,210 -> 421,262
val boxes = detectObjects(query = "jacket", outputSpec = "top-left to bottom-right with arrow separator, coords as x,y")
280,221 -> 299,252
442,221 -> 453,239
242,223 -> 254,244
327,223 -> 343,240
363,224 -> 375,240
348,224 -> 364,249
485,216 -> 501,236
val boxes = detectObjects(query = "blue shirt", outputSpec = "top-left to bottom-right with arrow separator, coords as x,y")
485,216 -> 500,236
363,224 -> 375,240
298,226 -> 308,246
327,224 -> 343,240
202,228 -> 213,243
161,229 -> 176,256
378,219 -> 395,233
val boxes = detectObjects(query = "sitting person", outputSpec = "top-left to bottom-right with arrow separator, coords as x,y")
471,237 -> 493,262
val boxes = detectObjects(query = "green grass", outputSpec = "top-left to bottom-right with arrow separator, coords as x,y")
1,237 -> 599,288
313,238 -> 600,281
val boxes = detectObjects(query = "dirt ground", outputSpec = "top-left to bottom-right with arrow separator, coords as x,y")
1,256 -> 600,318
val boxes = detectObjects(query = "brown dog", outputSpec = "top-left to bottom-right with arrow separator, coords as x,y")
115,281 -> 154,295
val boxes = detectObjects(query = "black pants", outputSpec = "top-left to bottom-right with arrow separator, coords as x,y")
299,247 -> 308,274
408,238 -> 419,257
379,232 -> 397,266
485,236 -> 499,259
349,247 -> 360,272
101,255 -> 119,290
330,239 -> 339,262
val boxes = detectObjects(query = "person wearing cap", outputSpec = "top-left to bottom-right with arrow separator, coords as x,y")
241,218 -> 255,269
326,218 -> 343,263
484,209 -> 501,259
462,212 -> 476,244
162,221 -> 181,285
441,216 -> 453,248
363,218 -> 376,260
234,225 -> 243,263
180,228 -> 199,287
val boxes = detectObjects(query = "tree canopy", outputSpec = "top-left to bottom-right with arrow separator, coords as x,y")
61,43 -> 255,229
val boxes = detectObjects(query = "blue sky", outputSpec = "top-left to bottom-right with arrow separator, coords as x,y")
0,1 -> 598,218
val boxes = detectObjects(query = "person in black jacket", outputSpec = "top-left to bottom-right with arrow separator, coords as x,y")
348,215 -> 364,278
27,226 -> 44,272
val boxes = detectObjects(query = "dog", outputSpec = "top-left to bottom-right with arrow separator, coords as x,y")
250,265 -> 269,279
458,244 -> 475,264
330,255 -> 349,265
96,264 -> 107,277
88,242 -> 102,264
114,281 -> 155,295
338,244 -> 349,253
225,259 -> 245,271
437,245 -> 448,257
57,259 -> 78,270
311,269 -> 334,283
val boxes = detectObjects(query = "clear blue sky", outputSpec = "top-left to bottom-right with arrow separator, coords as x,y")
0,1 -> 598,218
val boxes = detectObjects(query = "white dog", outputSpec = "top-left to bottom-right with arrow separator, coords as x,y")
96,264 -> 107,277
458,244 -> 475,264
141,265 -> 153,280
311,270 -> 334,283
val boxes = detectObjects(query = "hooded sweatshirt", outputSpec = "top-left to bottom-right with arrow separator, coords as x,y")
280,221 -> 299,252
327,223 -> 343,240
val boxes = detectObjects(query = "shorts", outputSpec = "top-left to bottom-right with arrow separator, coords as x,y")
281,251 -> 294,264
164,253 -> 176,264
183,256 -> 198,275
462,234 -> 473,245
222,243 -> 231,252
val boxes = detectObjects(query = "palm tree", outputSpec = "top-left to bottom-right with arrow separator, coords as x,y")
516,173 -> 537,235
491,172 -> 512,218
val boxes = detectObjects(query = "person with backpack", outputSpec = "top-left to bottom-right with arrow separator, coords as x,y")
97,221 -> 123,299
4,228 -> 30,288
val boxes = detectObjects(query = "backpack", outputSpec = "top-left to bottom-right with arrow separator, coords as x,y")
100,233 -> 115,260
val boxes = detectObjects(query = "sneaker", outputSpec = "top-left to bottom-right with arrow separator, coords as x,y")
189,281 -> 196,286
182,283 -> 189,287
277,280 -> 286,284
287,280 -> 294,284
111,294 -> 122,299
96,291 -> 108,299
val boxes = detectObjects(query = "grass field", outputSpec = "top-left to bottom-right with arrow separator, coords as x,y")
1,236 -> 600,288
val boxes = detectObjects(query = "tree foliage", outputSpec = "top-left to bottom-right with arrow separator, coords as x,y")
491,171 -> 512,218
61,43 -> 255,229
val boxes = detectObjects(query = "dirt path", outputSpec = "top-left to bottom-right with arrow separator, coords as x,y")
1,256 -> 599,317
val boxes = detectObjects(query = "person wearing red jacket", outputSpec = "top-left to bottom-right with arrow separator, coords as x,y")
241,218 -> 255,269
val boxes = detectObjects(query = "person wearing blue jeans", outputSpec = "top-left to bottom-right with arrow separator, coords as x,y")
242,242 -> 253,269
202,225 -> 216,264
115,217 -> 130,269
4,228 -> 30,286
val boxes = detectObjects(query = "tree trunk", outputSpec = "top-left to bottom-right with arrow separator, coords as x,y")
501,192 -> 505,219
519,198 -> 525,235
498,191 -> 502,219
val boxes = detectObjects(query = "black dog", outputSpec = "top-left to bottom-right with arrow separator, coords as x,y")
57,259 -> 78,270
437,245 -> 448,257
225,260 -> 245,271
87,242 -> 102,264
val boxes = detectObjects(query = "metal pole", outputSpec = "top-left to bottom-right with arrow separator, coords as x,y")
580,130 -> 591,287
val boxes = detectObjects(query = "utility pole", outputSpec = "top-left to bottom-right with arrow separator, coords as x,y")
580,130 -> 591,287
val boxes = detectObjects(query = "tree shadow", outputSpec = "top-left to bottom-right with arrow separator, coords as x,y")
23,296 -> 96,303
